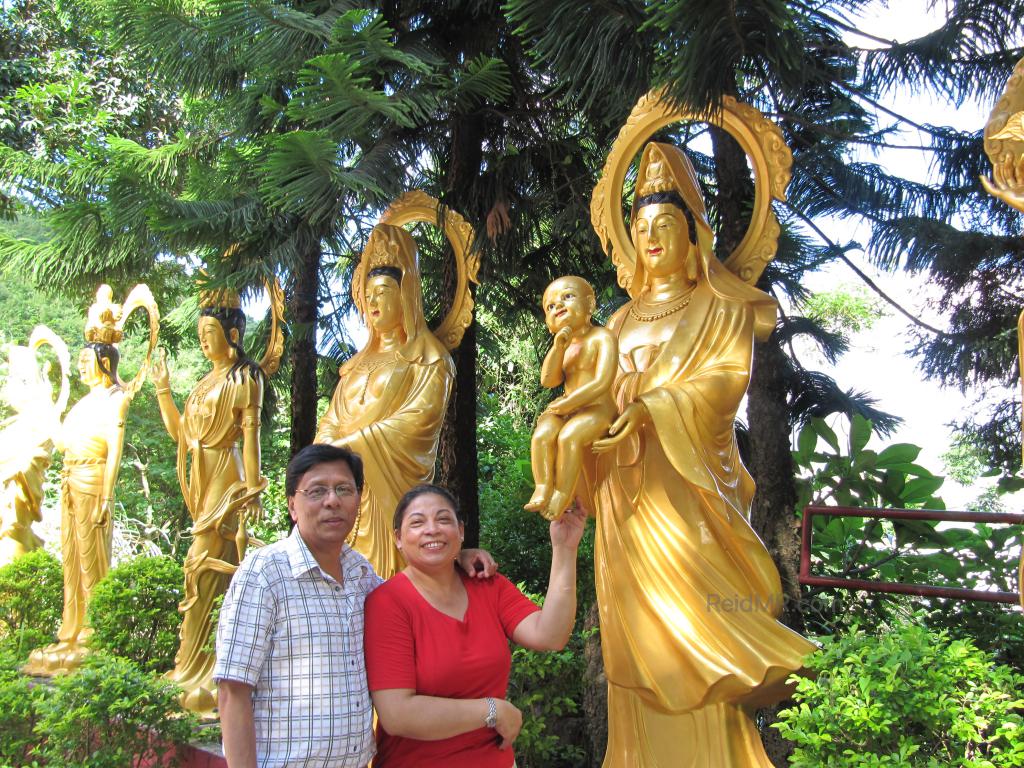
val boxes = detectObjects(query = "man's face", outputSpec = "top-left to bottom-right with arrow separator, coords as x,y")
288,459 -> 361,551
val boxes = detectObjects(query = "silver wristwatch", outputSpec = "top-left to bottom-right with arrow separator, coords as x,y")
484,697 -> 497,729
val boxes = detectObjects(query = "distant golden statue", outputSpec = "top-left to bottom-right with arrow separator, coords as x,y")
587,93 -> 814,767
151,280 -> 283,717
526,276 -> 616,521
25,285 -> 159,676
982,56 -> 1024,607
0,327 -> 70,566
316,223 -> 455,578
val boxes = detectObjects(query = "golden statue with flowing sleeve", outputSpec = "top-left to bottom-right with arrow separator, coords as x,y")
0,327 -> 70,566
151,281 -> 283,716
316,223 -> 455,579
587,92 -> 815,766
25,285 -> 159,676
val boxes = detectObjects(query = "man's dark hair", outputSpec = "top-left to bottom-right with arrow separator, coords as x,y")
285,444 -> 365,497
393,484 -> 462,531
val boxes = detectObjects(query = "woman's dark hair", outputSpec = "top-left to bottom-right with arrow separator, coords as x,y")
367,266 -> 403,285
285,443 -> 365,497
393,484 -> 462,530
85,342 -> 120,384
634,191 -> 698,245
200,306 -> 263,382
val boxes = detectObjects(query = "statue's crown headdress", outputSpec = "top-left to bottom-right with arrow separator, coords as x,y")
199,287 -> 242,310
84,285 -> 124,344
366,228 -> 404,271
637,147 -> 675,197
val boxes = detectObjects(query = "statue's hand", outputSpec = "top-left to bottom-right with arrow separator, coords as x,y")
592,402 -> 648,454
93,499 -> 112,527
552,326 -> 572,350
150,348 -> 171,390
545,396 -> 571,417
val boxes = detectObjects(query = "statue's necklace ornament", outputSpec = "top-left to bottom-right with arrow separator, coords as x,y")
629,289 -> 695,322
354,353 -> 394,404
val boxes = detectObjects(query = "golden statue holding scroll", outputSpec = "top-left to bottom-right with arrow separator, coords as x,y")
526,276 -> 616,521
25,285 -> 159,676
151,279 -> 283,716
316,191 -> 479,579
587,93 -> 814,767
0,326 -> 70,566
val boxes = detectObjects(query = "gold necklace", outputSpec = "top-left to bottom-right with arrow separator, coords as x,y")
354,353 -> 394,404
629,289 -> 695,322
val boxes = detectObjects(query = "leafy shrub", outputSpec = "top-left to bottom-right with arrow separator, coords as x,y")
87,555 -> 183,673
775,619 -> 1024,766
0,646 -> 45,766
0,548 -> 62,659
507,588 -> 587,768
33,651 -> 196,768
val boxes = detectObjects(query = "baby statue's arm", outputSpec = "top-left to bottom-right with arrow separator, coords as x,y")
540,327 -> 571,389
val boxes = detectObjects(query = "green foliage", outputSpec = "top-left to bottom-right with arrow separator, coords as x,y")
87,556 -> 183,673
0,549 -> 62,660
33,651 -> 196,768
0,646 -> 44,766
775,620 -> 1024,766
507,590 -> 586,768
801,286 -> 885,336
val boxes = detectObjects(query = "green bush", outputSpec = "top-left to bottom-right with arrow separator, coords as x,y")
87,556 -> 183,673
775,619 -> 1024,766
0,548 -> 62,660
33,651 -> 196,768
0,647 -> 44,766
507,589 -> 587,768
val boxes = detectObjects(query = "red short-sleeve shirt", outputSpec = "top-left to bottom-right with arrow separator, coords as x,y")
364,571 -> 540,767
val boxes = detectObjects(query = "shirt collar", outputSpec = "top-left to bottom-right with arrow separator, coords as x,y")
285,527 -> 353,580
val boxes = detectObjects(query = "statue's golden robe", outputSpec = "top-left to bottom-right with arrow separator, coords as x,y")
593,275 -> 815,766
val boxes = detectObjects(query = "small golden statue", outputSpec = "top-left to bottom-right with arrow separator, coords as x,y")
151,279 -> 283,717
25,285 -> 159,676
0,327 -> 70,566
525,276 -> 616,521
316,222 -> 455,579
588,93 -> 814,767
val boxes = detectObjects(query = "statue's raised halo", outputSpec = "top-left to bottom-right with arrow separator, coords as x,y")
591,89 -> 792,296
28,325 -> 71,415
352,190 -> 481,352
82,284 -> 160,396
981,56 -> 1024,214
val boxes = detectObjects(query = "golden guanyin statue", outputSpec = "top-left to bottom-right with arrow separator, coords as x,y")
25,285 -> 159,676
151,280 -> 283,716
587,93 -> 815,767
526,276 -> 616,521
316,192 -> 479,579
982,56 -> 1024,607
0,327 -> 70,566
316,222 -> 455,578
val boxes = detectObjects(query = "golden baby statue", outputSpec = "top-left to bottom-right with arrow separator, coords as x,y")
587,93 -> 815,767
316,222 -> 455,578
25,285 -> 159,676
0,327 -> 70,566
526,276 -> 616,521
151,280 -> 283,717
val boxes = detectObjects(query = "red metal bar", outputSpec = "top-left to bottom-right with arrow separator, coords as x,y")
799,506 -> 1024,605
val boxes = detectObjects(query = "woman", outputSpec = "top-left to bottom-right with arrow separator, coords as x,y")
151,290 -> 266,716
25,289 -> 131,675
316,223 -> 454,579
589,142 -> 815,766
365,484 -> 585,767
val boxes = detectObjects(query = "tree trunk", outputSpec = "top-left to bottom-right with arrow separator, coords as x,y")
437,104 -> 486,544
289,228 -> 321,456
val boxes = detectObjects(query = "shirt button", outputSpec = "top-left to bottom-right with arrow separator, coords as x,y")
334,586 -> 340,592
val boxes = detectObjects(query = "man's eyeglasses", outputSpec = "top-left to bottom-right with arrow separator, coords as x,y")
296,485 -> 357,502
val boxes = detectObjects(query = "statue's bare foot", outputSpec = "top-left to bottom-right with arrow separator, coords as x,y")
524,485 -> 550,512
543,490 -> 571,521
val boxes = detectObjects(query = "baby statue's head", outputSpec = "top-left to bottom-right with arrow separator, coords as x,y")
542,276 -> 596,335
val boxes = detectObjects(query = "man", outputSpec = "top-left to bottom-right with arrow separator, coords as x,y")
215,443 -> 495,768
